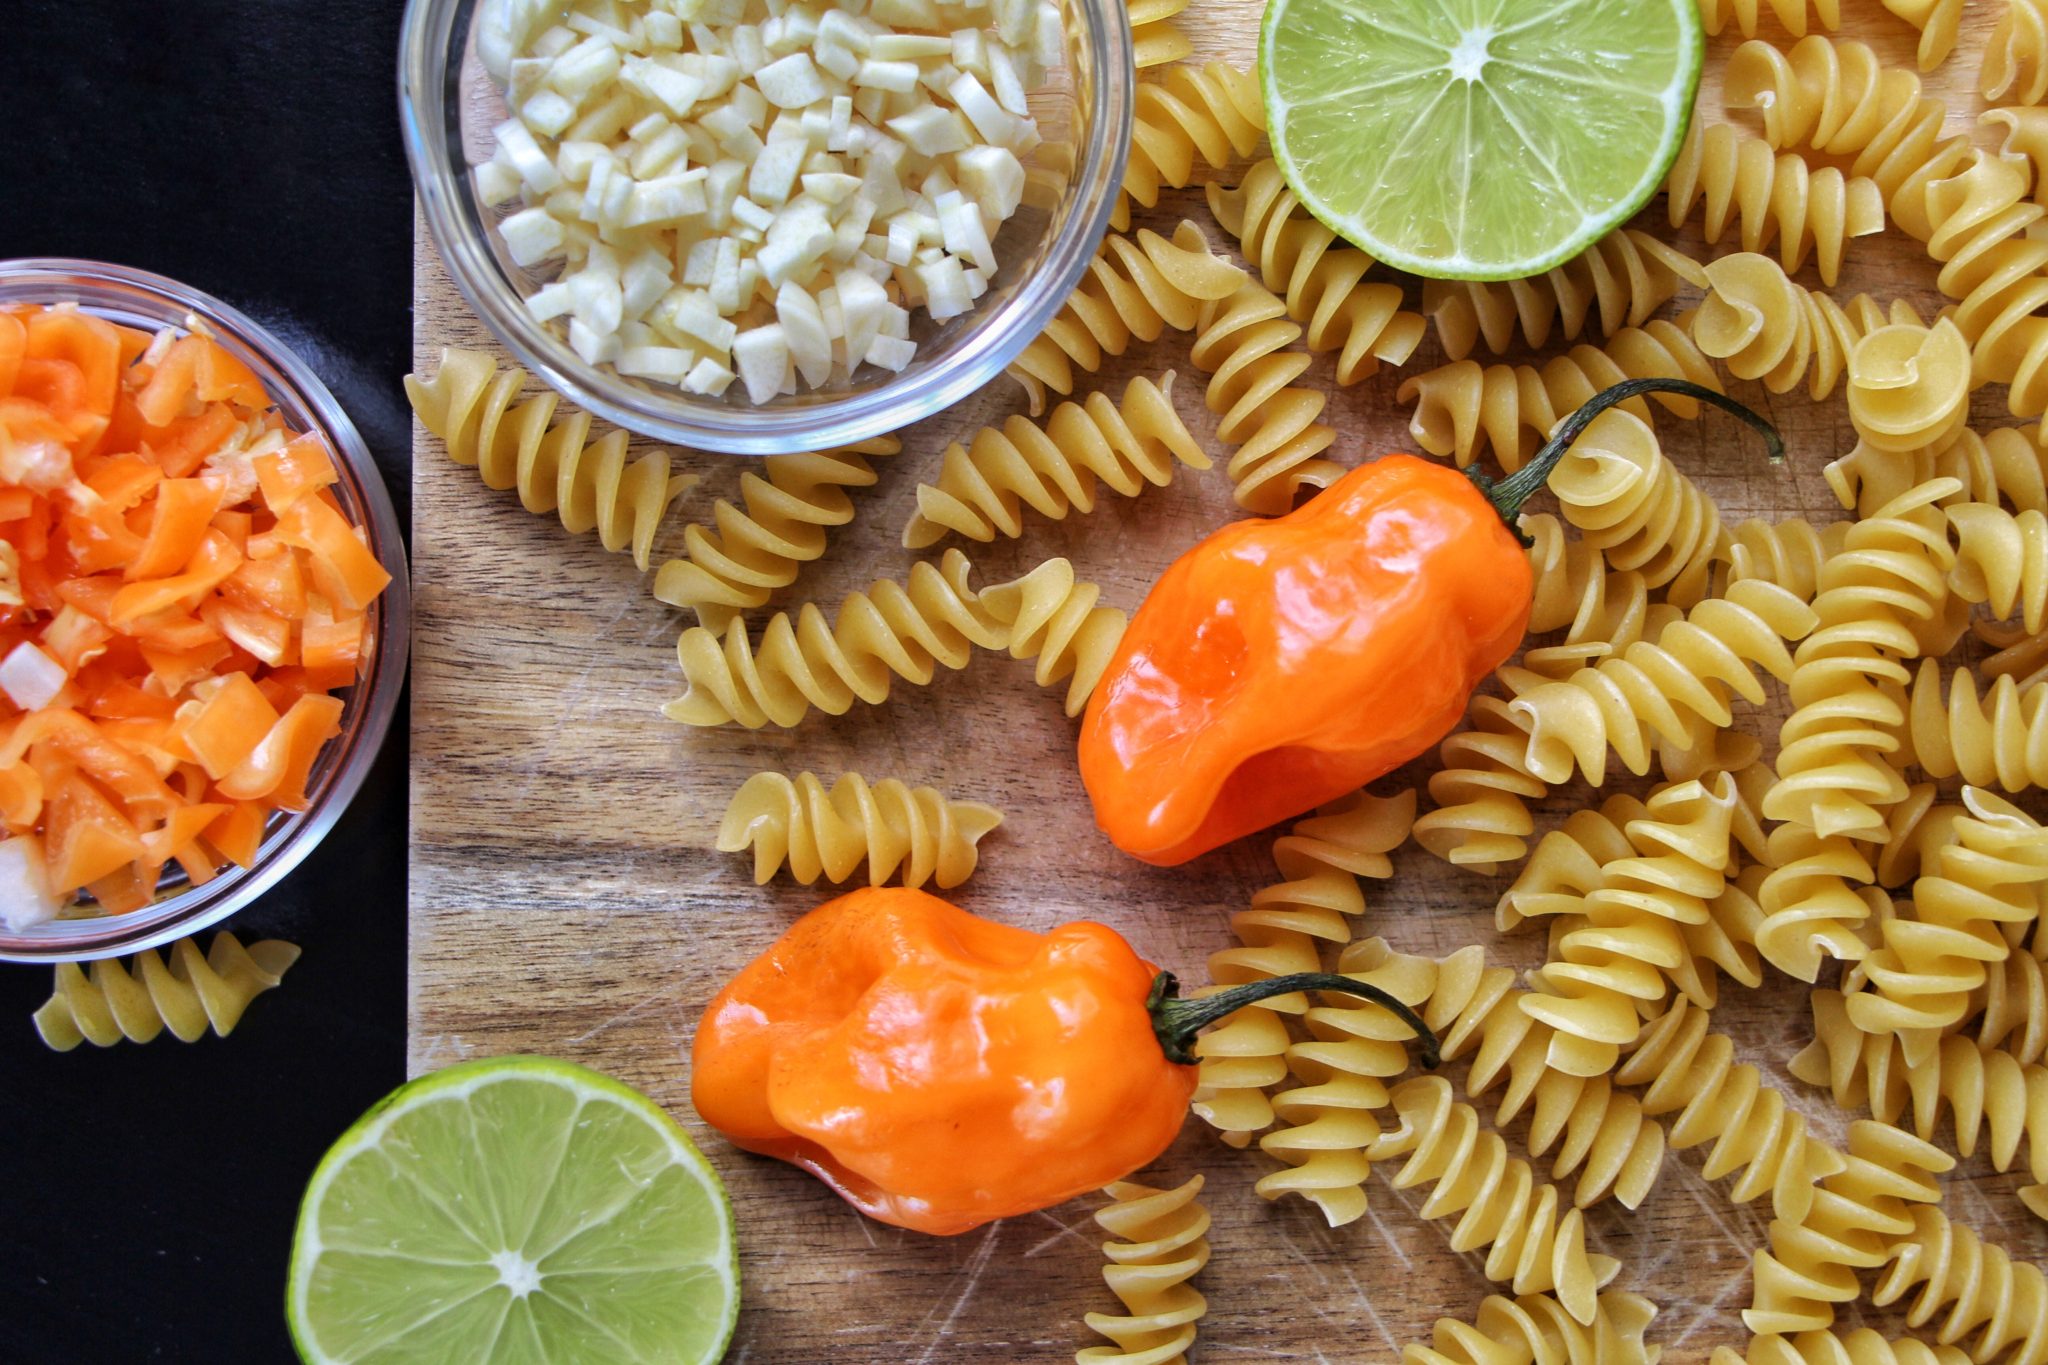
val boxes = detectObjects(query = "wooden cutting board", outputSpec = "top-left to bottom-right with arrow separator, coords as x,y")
410,6 -> 2048,1360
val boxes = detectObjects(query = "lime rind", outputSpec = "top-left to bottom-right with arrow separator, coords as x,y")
287,1056 -> 739,1365
1261,0 -> 1703,282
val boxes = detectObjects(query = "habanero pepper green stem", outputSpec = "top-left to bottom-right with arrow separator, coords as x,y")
1079,379 -> 1785,866
1147,968 -> 1441,1068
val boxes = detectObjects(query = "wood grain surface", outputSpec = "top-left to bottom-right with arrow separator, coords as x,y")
411,4 -> 2048,1360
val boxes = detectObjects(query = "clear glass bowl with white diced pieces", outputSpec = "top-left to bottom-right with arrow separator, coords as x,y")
399,0 -> 1132,455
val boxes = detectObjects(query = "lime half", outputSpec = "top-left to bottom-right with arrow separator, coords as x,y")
1262,0 -> 1702,280
288,1057 -> 738,1365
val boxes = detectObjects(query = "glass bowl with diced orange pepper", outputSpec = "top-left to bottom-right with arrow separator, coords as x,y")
0,259 -> 409,962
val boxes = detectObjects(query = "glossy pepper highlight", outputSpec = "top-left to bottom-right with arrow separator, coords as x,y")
1080,380 -> 1783,866
690,887 -> 1438,1234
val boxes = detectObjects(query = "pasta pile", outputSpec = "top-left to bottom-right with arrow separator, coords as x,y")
35,933 -> 299,1050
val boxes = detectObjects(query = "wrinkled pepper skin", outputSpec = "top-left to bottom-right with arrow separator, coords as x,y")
1079,454 -> 1534,866
690,888 -> 1197,1235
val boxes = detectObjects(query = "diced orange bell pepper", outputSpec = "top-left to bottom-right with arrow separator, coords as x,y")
43,772 -> 146,895
0,759 -> 42,829
25,306 -> 123,421
201,597 -> 293,666
85,453 -> 165,511
0,487 -> 34,522
300,607 -> 363,673
125,479 -> 223,581
9,708 -> 179,820
133,335 -> 207,427
202,799 -> 268,869
195,338 -> 266,409
0,313 -> 25,398
276,498 -> 388,612
39,605 -> 112,672
176,673 -> 281,779
146,403 -> 238,479
138,638 -> 233,694
217,693 -> 343,808
222,547 -> 307,619
111,529 -> 243,624
84,863 -> 155,914
254,431 -> 339,514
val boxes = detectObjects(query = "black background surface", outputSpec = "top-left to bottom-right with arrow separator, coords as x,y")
0,4 -> 413,1360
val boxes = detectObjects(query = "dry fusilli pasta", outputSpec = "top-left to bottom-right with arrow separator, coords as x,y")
1412,941 -> 1669,1210
1545,408 -> 1727,607
1951,501 -> 2048,634
716,770 -> 1002,890
1616,995 -> 1848,1222
901,374 -> 1207,549
1191,790 -> 1413,1151
1829,427 -> 2048,521
652,438 -> 900,630
1126,0 -> 1190,69
1985,0 -> 2048,105
1920,149 -> 2048,418
1516,513 -> 1672,680
1871,1204 -> 2048,1363
1008,222 -> 1245,415
1400,322 -> 1721,472
405,348 -> 697,570
1882,0 -> 1963,69
1699,0 -> 1839,36
1190,279 -> 1339,514
1690,251 -> 1919,399
1713,1330 -> 1973,1365
978,556 -> 1127,716
1406,1289 -> 1662,1365
1422,229 -> 1704,362
1721,517 -> 1852,603
1209,159 -> 1426,386
1116,64 -> 1264,231
1795,990 -> 2048,1186
1846,320 -> 1972,455
1077,1175 -> 1209,1365
1746,1120 -> 1951,1334
1665,121 -> 1885,285
664,548 -> 1009,727
1723,36 -> 1969,215
1258,917 -> 1430,1223
1897,658 -> 2048,790
1414,693 -> 1550,875
1368,1075 -> 1621,1325
1971,947 -> 2047,1065
34,933 -> 299,1050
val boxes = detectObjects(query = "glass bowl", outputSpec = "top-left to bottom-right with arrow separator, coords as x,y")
0,259 -> 411,964
398,0 -> 1132,455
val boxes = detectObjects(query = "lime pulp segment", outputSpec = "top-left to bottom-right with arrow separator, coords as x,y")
288,1057 -> 738,1365
1262,0 -> 1702,280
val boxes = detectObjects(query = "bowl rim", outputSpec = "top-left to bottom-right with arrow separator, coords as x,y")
396,0 -> 1133,455
0,256 -> 411,963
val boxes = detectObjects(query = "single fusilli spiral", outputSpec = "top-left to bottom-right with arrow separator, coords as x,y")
1191,278 -> 1339,514
1414,693 -> 1549,875
1747,1120 -> 1951,1335
901,373 -> 1207,549
34,933 -> 300,1050
1077,1175 -> 1209,1365
1691,251 -> 1920,399
715,770 -> 1002,890
1846,320 -> 1972,455
404,347 -> 696,570
1850,788 -> 2047,1041
1400,322 -> 1721,472
1192,791 -> 1413,1150
664,548 -> 1009,727
1115,63 -> 1264,232
978,556 -> 1127,716
1546,408 -> 1727,608
1698,0 -> 1839,37
1517,513 -> 1673,681
1795,990 -> 2048,1186
1723,36 -> 1970,216
1368,1075 -> 1621,1326
1872,1205 -> 2048,1364
1985,0 -> 2048,105
1919,149 -> 2048,418
1413,941 -> 1669,1211
1665,121 -> 1884,285
653,437 -> 900,630
1504,578 -> 1815,788
1257,919 -> 1430,1224
1759,481 -> 1959,977
1422,229 -> 1704,362
1125,0 -> 1190,69
1406,1289 -> 1662,1365
1615,995 -> 1849,1223
1208,158 -> 1426,386
1713,1330 -> 1973,1365
1008,222 -> 1246,415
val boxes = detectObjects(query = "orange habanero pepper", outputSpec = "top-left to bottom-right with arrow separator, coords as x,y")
1079,381 -> 1780,866
690,887 -> 1437,1234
